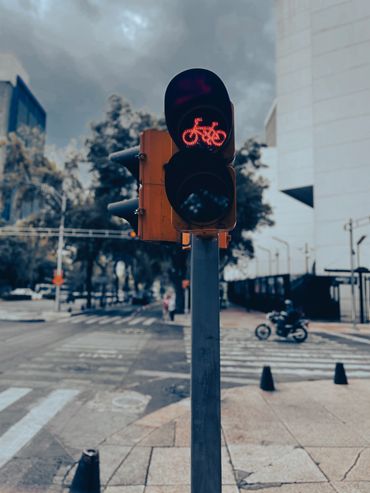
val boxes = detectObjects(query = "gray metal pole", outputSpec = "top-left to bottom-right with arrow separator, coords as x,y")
304,243 -> 309,274
191,235 -> 221,493
272,236 -> 291,275
275,250 -> 280,275
55,192 -> 67,312
258,246 -> 272,276
348,219 -> 357,329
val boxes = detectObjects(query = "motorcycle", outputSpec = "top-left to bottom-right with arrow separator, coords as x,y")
255,310 -> 309,343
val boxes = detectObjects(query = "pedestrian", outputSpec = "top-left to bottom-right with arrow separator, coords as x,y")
168,291 -> 176,322
162,293 -> 170,321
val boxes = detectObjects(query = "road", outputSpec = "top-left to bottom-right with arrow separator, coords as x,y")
0,304 -> 189,490
0,305 -> 370,490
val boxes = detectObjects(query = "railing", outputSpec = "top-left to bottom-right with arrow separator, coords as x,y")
0,226 -> 131,239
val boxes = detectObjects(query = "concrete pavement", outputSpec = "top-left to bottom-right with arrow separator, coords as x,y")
46,306 -> 370,492
52,379 -> 370,492
176,304 -> 370,334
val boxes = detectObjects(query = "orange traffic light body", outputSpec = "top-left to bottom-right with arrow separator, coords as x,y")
139,129 -> 179,242
182,232 -> 231,249
108,130 -> 179,243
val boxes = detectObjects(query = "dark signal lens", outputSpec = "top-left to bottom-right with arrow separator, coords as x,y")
178,173 -> 232,224
165,149 -> 234,225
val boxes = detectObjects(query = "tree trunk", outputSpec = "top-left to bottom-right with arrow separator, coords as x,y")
86,257 -> 94,309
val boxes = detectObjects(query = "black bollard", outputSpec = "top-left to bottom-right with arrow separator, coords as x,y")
70,449 -> 100,493
334,362 -> 348,385
260,365 -> 275,391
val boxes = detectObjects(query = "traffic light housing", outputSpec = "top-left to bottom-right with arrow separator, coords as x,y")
164,68 -> 236,235
108,130 -> 179,242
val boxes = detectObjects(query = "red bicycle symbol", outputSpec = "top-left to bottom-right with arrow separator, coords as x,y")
182,117 -> 227,147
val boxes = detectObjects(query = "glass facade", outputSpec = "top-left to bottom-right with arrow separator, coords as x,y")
8,76 -> 46,136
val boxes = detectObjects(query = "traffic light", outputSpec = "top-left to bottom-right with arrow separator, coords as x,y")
108,146 -> 141,234
164,68 -> 236,235
108,130 -> 179,242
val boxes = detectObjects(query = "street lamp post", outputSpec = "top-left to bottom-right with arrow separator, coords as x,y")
275,250 -> 280,275
272,236 -> 291,275
344,218 -> 357,330
55,192 -> 66,312
304,243 -> 309,274
257,246 -> 272,276
356,235 -> 367,269
255,256 -> 259,277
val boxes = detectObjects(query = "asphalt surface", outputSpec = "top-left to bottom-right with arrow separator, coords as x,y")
0,305 -> 370,490
0,304 -> 192,491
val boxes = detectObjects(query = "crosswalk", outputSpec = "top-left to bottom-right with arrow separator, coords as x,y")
0,387 -> 79,470
57,313 -> 158,327
184,327 -> 370,385
1,328 -> 152,389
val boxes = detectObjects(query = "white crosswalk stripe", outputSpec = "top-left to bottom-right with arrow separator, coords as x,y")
98,316 -> 114,325
0,388 -> 31,412
323,332 -> 370,345
71,315 -> 88,324
0,389 -> 79,469
128,317 -> 145,326
55,314 -> 157,326
114,316 -> 132,325
184,327 -> 370,383
85,317 -> 101,325
99,316 -> 122,325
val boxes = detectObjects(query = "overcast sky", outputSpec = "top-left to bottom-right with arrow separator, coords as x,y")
0,0 -> 275,152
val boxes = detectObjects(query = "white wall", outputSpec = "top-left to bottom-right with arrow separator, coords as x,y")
276,0 -> 314,191
310,0 -> 370,274
275,0 -> 370,321
250,147 -> 314,277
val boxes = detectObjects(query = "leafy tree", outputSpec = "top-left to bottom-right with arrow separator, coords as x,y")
0,127 -> 64,225
222,138 -> 273,272
80,96 -> 274,308
87,94 -> 164,208
72,95 -> 166,306
0,128 -> 85,291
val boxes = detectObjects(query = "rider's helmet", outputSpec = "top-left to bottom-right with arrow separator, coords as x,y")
284,299 -> 293,309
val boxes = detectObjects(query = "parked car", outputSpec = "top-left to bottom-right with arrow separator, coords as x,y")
131,291 -> 152,305
35,283 -> 55,299
3,288 -> 43,301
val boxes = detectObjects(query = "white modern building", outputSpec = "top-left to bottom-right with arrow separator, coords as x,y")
251,128 -> 314,278
252,0 -> 370,321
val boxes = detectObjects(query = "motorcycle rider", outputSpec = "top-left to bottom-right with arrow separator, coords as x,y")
279,299 -> 301,337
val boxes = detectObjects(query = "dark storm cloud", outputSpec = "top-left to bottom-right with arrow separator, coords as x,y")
0,0 -> 275,148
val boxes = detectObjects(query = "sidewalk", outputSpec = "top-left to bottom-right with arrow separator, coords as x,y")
0,299 -> 135,322
0,299 -> 84,322
176,305 -> 370,334
56,379 -> 370,492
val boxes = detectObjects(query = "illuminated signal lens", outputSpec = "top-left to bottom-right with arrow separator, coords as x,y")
182,117 -> 227,148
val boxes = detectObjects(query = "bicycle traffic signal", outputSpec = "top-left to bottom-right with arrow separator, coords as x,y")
108,130 -> 179,242
164,68 -> 236,234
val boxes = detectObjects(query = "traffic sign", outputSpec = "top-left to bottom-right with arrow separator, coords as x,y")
52,274 -> 64,286
182,279 -> 190,289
